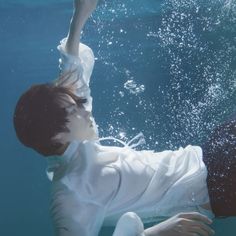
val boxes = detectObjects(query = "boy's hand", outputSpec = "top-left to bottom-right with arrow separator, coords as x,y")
144,212 -> 215,236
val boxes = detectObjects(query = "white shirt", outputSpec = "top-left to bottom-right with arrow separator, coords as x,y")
47,38 -> 211,236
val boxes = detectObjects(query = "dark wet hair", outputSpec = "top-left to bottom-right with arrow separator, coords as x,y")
13,83 -> 87,156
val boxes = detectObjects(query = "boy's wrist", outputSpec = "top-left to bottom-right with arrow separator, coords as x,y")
144,228 -> 162,236
143,229 -> 152,236
73,0 -> 97,18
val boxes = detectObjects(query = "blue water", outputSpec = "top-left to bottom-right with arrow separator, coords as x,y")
1,0 -> 236,235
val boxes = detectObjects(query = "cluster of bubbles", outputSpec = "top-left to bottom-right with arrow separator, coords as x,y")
123,69 -> 145,95
124,80 -> 145,95
93,0 -> 236,149
155,0 -> 236,147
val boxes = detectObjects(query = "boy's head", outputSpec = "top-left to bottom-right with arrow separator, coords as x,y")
13,83 -> 97,157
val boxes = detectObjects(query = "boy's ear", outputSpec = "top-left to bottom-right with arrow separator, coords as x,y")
52,131 -> 71,144
52,133 -> 63,142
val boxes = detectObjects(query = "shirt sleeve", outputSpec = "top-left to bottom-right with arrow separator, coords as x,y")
50,184 -> 106,236
50,164 -> 121,236
54,37 -> 95,112
113,212 -> 145,236
51,188 -> 145,236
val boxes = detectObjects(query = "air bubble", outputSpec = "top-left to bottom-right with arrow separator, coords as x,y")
124,80 -> 145,95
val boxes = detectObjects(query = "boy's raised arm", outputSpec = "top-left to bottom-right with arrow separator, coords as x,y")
65,0 -> 99,56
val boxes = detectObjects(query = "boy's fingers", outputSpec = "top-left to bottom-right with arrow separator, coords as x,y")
190,222 -> 215,236
178,212 -> 213,224
190,227 -> 208,236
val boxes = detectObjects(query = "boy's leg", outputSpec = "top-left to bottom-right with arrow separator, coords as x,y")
202,117 -> 236,217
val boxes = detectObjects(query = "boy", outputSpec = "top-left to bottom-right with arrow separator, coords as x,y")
14,0 -> 236,235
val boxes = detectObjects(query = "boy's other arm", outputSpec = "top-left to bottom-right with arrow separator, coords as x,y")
144,212 -> 214,236
65,0 -> 99,56
113,211 -> 214,236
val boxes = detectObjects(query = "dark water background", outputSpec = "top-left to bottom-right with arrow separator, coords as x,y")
0,0 -> 236,235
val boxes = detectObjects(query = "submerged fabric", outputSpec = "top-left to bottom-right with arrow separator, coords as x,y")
47,39 -> 211,236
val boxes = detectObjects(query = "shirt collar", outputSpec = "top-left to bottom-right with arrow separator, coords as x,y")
46,140 -> 81,181
63,140 -> 81,158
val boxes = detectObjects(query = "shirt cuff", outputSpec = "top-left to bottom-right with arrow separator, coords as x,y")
113,212 -> 145,236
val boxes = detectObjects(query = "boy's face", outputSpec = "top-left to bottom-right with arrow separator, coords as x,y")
66,104 -> 98,141
54,94 -> 98,143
